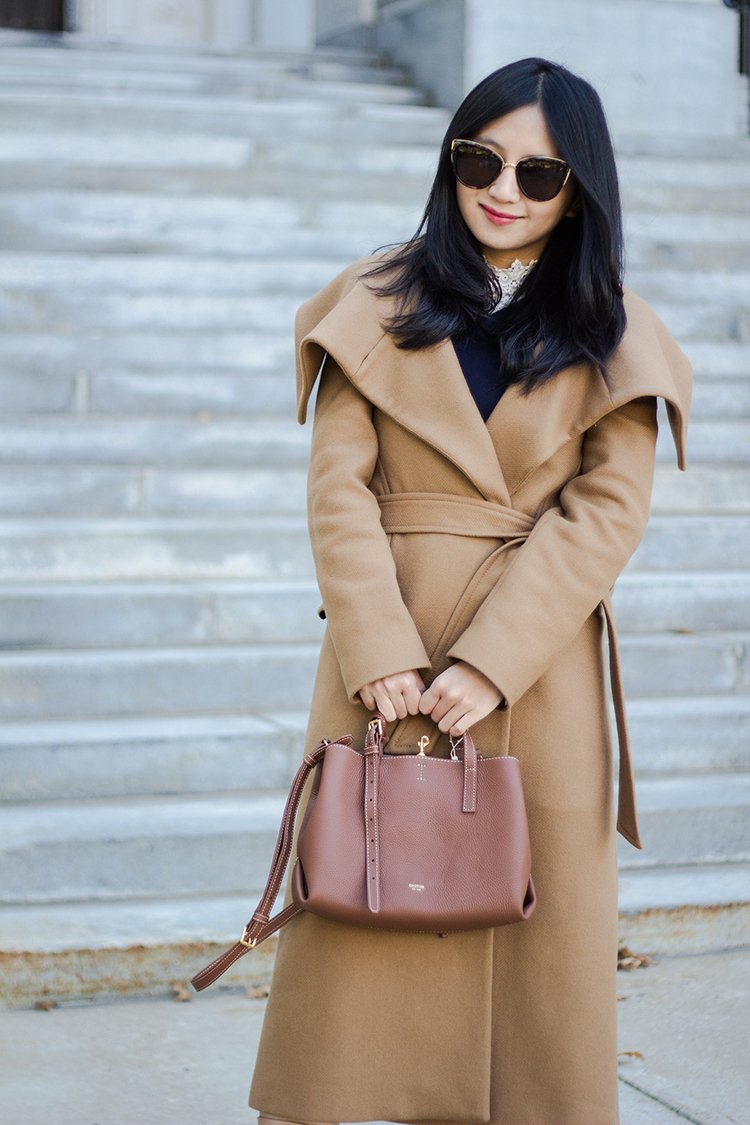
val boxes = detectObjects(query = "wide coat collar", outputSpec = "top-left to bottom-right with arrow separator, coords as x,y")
295,263 -> 692,506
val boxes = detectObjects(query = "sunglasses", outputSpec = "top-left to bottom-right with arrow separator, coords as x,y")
450,139 -> 572,202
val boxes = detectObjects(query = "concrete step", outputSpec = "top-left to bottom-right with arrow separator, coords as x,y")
1,255 -> 747,318
0,290 -> 304,333
0,416 -> 745,465
691,378 -> 750,420
4,156 -> 749,233
0,64 -> 426,107
618,633 -> 749,699
0,362 -> 745,422
642,300 -> 749,343
627,269 -> 750,305
0,266 -> 746,346
682,340 -> 750,378
616,862 -> 750,956
617,773 -> 750,869
0,516 -> 313,580
84,367 -> 299,416
2,862 -> 748,1005
655,420 -> 749,462
0,514 -> 744,582
0,697 -> 745,803
0,99 -> 445,152
0,330 -> 295,379
0,418 -> 311,465
629,514 -> 750,572
0,634 -> 746,721
0,41 -> 423,90
0,572 -> 746,652
0,464 -> 308,516
2,112 -> 749,223
650,466 -> 750,513
0,189 -> 422,256
0,644 -> 320,720
2,87 -> 749,202
0,462 -> 743,517
613,572 -> 750,632
0,792 -> 287,903
0,318 -> 742,371
628,697 -> 750,775
1,774 -> 746,906
0,579 -> 322,648
3,284 -> 748,348
2,191 -> 749,269
0,126 -> 436,182
0,712 -> 308,801
0,251 -> 351,295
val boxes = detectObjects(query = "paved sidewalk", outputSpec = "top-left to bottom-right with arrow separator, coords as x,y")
0,950 -> 747,1124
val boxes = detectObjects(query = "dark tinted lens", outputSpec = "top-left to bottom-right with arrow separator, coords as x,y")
516,158 -> 568,201
452,143 -> 502,189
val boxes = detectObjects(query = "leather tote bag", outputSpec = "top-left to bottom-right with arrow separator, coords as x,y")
192,714 -> 535,991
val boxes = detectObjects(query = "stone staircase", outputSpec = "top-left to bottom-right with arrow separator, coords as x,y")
0,35 -> 748,1005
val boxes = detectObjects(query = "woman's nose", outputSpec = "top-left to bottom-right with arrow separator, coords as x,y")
487,164 -> 521,203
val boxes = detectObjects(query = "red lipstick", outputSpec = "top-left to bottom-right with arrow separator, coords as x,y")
480,204 -> 520,225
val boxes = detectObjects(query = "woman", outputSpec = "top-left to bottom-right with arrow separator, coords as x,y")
249,57 -> 691,1124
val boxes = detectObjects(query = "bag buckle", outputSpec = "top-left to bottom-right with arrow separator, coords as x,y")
239,926 -> 257,949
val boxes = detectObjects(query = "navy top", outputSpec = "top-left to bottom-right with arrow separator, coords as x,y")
452,310 -> 512,421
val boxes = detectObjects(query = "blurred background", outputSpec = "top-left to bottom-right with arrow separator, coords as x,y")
0,0 -> 748,1028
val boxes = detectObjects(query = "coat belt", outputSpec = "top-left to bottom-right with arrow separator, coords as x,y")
378,491 -> 642,849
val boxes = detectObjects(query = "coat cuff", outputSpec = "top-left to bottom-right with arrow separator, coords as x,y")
339,632 -> 432,705
447,635 -> 528,710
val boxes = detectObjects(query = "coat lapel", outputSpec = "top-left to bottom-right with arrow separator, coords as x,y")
299,280 -> 513,505
296,276 -> 692,505
485,362 -> 611,497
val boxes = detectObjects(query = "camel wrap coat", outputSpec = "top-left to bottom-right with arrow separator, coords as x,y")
249,258 -> 692,1125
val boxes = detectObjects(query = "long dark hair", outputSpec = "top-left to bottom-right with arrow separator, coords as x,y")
366,57 -> 626,392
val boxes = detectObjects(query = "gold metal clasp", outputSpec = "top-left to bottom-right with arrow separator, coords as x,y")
368,716 -> 384,734
417,735 -> 430,757
239,929 -> 257,949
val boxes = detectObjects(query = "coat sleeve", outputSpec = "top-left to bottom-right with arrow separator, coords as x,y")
447,396 -> 659,705
307,357 -> 432,702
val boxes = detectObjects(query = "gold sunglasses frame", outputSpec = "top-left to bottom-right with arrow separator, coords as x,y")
450,139 -> 572,201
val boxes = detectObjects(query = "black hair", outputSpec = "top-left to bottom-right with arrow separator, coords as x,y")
365,57 -> 626,392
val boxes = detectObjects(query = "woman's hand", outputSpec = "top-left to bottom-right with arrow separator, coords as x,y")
359,670 -> 426,722
418,661 -> 503,736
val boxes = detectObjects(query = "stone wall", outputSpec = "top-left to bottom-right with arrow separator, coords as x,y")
465,0 -> 744,139
374,0 -> 748,139
72,0 -> 315,50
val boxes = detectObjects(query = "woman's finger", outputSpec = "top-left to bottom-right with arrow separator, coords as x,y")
373,691 -> 398,723
359,686 -> 376,710
436,703 -> 471,735
390,691 -> 408,720
402,679 -> 424,715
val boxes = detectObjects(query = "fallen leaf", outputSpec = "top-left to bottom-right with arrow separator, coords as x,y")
618,1050 -> 645,1062
246,984 -> 270,999
617,944 -> 654,971
34,999 -> 59,1010
171,982 -> 192,1002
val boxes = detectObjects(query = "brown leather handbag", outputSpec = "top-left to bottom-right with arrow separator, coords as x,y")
192,714 -> 535,991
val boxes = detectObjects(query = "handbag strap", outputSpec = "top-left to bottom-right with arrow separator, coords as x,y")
190,734 -> 352,992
